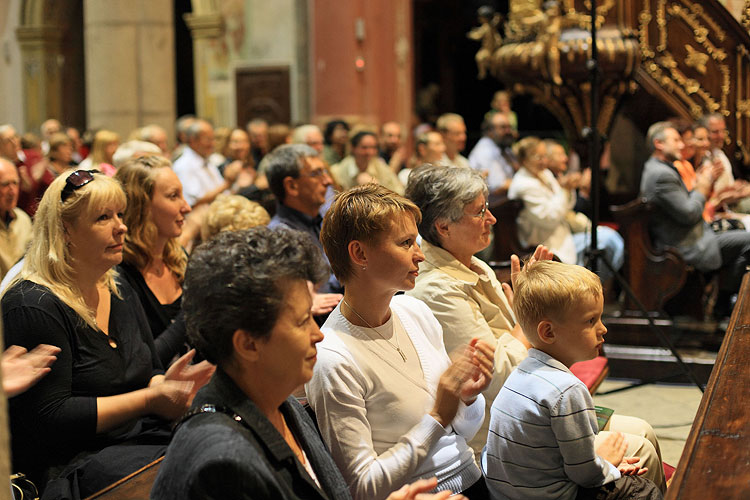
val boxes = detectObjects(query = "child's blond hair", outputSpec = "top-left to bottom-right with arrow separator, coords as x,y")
513,261 -> 602,344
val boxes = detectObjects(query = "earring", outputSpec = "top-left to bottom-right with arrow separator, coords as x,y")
361,266 -> 367,271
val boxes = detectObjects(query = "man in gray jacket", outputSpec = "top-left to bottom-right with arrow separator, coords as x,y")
640,121 -> 750,301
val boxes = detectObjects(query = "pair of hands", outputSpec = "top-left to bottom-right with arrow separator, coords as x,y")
431,338 -> 495,428
149,349 -> 215,421
307,281 -> 343,316
2,344 -> 60,397
386,477 -> 465,500
596,431 -> 648,477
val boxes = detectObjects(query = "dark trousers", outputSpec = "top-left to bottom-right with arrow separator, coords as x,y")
576,476 -> 663,500
716,230 -> 750,292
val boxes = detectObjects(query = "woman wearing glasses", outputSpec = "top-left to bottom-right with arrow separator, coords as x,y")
404,165 -> 534,456
1,170 -> 213,498
307,184 -> 495,500
115,155 -> 192,366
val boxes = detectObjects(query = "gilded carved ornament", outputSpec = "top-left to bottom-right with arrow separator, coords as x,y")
684,45 -> 708,74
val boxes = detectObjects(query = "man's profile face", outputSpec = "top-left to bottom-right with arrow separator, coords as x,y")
443,120 -> 467,154
0,127 -> 19,160
657,128 -> 684,162
0,161 -> 20,215
490,114 -> 513,147
191,124 -> 215,158
707,117 -> 727,150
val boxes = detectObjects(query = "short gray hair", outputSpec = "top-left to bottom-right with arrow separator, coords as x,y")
186,119 -> 211,141
645,121 -> 674,153
405,165 -> 488,247
264,143 -> 319,202
292,124 -> 322,144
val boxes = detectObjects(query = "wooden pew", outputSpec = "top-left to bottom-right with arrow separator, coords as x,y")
665,272 -> 750,499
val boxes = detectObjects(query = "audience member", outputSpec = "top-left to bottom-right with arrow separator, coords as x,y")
265,144 -> 343,315
405,165 -> 529,455
437,113 -> 470,169
138,124 -> 169,154
247,118 -> 270,165
25,132 -> 75,215
331,130 -> 404,194
400,131 -> 445,185
173,119 -> 241,207
483,261 -> 663,499
323,119 -> 350,166
0,125 -> 23,165
171,114 -> 196,162
39,118 -> 61,155
486,90 -> 518,132
0,159 -> 32,281
78,129 -> 119,175
379,121 -> 407,173
308,184 -> 494,499
200,194 -> 270,241
65,126 -> 84,163
640,121 -> 750,307
699,113 -> 734,193
468,112 -> 517,196
268,123 -> 292,153
544,139 -> 624,282
1,170 -> 212,497
115,155 -> 192,366
152,227 -> 461,500
292,124 -> 325,153
112,140 -> 162,168
216,128 -> 256,190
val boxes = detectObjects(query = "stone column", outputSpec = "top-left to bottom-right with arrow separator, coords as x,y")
183,12 -> 225,124
83,0 -> 176,140
16,25 -> 65,134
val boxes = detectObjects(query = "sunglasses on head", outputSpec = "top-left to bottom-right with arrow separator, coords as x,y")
60,169 -> 101,203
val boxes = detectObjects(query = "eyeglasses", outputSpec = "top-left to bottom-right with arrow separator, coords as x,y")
301,168 -> 330,180
61,169 -> 100,203
469,200 -> 490,220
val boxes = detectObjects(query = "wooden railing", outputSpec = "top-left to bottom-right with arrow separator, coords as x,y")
665,271 -> 750,498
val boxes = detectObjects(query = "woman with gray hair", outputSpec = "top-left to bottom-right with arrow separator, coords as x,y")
404,164 -> 534,456
406,165 -> 667,492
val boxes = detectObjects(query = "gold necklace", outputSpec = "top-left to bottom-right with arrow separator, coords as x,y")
343,299 -> 407,362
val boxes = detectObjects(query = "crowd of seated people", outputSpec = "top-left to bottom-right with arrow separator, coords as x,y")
3,105 -> 749,499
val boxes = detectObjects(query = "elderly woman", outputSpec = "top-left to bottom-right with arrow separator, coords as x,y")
406,165 -> 666,492
152,227 -> 462,500
405,165 -> 530,454
200,194 -> 270,240
1,170 -> 212,497
307,184 -> 494,500
115,155 -> 192,366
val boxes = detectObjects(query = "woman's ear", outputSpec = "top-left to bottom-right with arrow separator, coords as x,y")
434,218 -> 451,240
232,329 -> 262,363
536,320 -> 556,345
347,239 -> 368,269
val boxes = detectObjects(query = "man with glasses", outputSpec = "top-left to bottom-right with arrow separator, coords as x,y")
468,111 -> 518,197
0,158 -> 31,281
266,145 -> 343,317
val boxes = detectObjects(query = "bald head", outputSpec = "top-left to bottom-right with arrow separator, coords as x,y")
0,125 -> 20,161
0,158 -> 20,217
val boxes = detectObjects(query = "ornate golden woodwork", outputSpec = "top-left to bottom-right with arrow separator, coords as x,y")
481,0 -> 750,167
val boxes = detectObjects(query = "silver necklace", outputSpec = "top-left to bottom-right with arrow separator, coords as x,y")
342,299 -> 407,362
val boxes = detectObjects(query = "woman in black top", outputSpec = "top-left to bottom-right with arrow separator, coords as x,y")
115,155 -> 192,366
1,170 -> 213,498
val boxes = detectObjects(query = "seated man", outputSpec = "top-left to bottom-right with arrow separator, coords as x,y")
331,130 -> 404,195
0,158 -> 31,281
483,261 -> 663,499
640,121 -> 750,306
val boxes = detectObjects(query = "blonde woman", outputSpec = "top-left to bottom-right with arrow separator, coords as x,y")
200,194 -> 270,241
115,155 -> 192,366
2,170 -> 213,497
79,129 -> 120,175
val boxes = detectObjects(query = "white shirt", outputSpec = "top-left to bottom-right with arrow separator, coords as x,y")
172,146 -> 225,206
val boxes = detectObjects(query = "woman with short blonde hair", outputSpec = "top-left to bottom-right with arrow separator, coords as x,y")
307,183 -> 494,499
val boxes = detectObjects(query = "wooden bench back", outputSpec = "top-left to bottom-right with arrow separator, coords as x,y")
611,198 -> 688,312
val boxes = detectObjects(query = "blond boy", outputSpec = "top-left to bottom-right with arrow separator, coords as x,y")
482,261 -> 662,499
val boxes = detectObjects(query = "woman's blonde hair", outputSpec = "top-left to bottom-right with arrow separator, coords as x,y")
16,170 -> 127,329
89,129 -> 120,166
115,155 -> 188,282
513,135 -> 542,165
201,194 -> 270,241
321,183 -> 421,283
